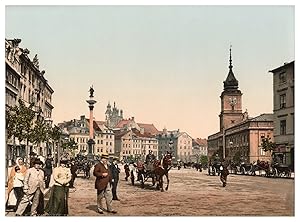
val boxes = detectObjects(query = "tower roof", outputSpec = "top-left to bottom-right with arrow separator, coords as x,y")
223,46 -> 239,91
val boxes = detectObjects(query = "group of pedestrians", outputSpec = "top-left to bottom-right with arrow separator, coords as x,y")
6,152 -> 122,216
6,154 -> 72,216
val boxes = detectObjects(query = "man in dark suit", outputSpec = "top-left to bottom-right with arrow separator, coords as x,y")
93,153 -> 117,214
110,157 -> 120,201
69,159 -> 78,188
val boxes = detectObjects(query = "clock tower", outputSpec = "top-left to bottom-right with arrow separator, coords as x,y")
219,47 -> 244,131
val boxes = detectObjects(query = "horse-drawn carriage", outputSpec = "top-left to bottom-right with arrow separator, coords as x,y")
192,163 -> 202,172
74,155 -> 92,179
208,160 -> 222,176
269,163 -> 292,178
130,153 -> 173,191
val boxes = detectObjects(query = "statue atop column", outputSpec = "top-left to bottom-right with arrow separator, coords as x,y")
89,86 -> 94,98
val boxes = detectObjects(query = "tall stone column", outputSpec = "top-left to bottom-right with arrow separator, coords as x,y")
86,86 -> 97,160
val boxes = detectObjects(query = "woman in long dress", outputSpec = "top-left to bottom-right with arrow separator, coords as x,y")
45,160 -> 72,216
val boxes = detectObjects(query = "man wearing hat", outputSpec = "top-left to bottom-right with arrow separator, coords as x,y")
93,153 -> 117,214
109,156 -> 121,201
15,159 -> 45,216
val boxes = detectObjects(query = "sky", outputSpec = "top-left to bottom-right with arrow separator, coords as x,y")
3,3 -> 295,139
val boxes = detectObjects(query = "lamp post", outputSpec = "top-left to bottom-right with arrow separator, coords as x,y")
229,141 -> 233,161
45,118 -> 53,156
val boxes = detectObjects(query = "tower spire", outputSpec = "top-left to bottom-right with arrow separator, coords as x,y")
223,45 -> 238,91
229,45 -> 233,71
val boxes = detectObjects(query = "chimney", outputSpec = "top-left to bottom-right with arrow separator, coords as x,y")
140,128 -> 144,135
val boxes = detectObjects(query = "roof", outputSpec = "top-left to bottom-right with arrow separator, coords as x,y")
249,113 -> 273,122
269,61 -> 294,73
86,119 -> 100,131
132,128 -> 155,138
114,130 -> 130,139
115,119 -> 131,128
137,123 -> 159,135
195,138 -> 207,146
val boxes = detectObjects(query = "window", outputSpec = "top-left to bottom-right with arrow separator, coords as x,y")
279,72 -> 286,84
280,120 -> 286,135
280,94 -> 286,109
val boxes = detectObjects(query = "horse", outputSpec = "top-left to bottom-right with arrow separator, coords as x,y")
193,163 -> 202,172
250,160 -> 271,176
153,153 -> 173,192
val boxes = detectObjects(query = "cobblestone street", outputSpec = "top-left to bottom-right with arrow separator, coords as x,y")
65,167 -> 294,216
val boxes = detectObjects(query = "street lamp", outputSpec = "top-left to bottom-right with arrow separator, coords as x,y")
45,118 -> 53,156
229,141 -> 233,161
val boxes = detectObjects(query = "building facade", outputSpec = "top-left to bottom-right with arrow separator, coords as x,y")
269,61 -> 294,169
58,115 -> 115,157
5,38 -> 54,164
191,138 -> 208,162
157,128 -> 193,162
207,48 -> 273,163
114,129 -> 158,161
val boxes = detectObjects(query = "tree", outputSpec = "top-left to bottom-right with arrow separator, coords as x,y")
233,150 -> 242,163
5,99 -> 36,161
200,155 -> 208,167
6,99 -> 36,143
50,125 -> 62,142
261,137 -> 276,152
29,117 -> 51,147
61,139 -> 78,157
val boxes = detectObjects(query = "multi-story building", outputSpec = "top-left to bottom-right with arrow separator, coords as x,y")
58,115 -> 115,157
114,128 -> 158,161
224,114 -> 273,163
269,61 -> 294,169
207,48 -> 273,163
94,121 -> 115,156
114,130 -> 133,161
157,128 -> 193,162
191,138 -> 208,162
5,38 -> 54,163
133,129 -> 158,160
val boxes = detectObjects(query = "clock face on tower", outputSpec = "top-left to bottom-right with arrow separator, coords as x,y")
228,97 -> 237,107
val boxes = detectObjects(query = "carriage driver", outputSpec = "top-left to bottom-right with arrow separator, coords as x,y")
145,150 -> 156,172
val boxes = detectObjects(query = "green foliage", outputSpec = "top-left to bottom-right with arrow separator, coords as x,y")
29,117 -> 51,145
6,99 -> 62,147
62,139 -> 78,151
233,150 -> 242,163
200,155 -> 208,165
50,125 -> 62,141
6,99 -> 36,142
261,137 -> 276,152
